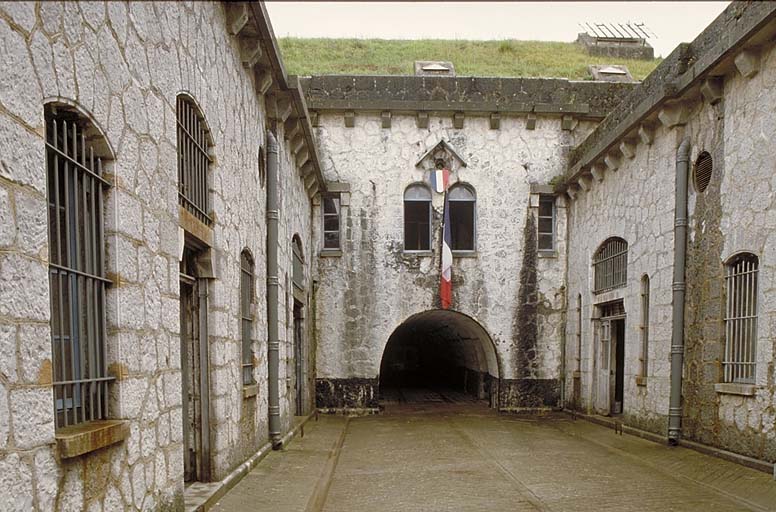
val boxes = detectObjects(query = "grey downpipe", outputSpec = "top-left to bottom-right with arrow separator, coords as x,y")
267,131 -> 282,448
668,137 -> 691,445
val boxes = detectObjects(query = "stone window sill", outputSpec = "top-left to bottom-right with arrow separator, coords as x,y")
714,382 -> 757,397
538,250 -> 558,259
403,251 -> 432,257
453,251 -> 477,258
243,384 -> 259,399
635,375 -> 648,387
320,249 -> 342,257
56,419 -> 129,459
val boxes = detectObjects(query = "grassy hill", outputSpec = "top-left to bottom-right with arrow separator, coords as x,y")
277,38 -> 661,80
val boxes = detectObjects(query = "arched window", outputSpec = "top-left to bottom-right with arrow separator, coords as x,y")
404,184 -> 431,251
448,184 -> 476,252
45,104 -> 113,428
292,236 -> 304,292
177,95 -> 213,225
593,237 -> 628,293
724,253 -> 758,383
240,250 -> 255,386
640,275 -> 650,378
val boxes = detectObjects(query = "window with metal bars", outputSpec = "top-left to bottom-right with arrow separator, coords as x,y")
694,151 -> 713,193
404,184 -> 431,251
240,250 -> 255,386
538,195 -> 555,251
322,194 -> 341,250
292,236 -> 304,292
724,253 -> 758,384
640,275 -> 650,377
593,238 -> 628,293
45,106 -> 113,429
448,184 -> 475,252
177,95 -> 212,225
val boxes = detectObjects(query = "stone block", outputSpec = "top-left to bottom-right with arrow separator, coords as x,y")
381,111 -> 391,129
638,124 -> 655,146
658,102 -> 689,128
700,77 -> 724,104
604,151 -> 621,172
526,113 -> 537,130
734,48 -> 760,78
34,448 -> 58,511
0,186 -> 13,247
453,112 -> 464,129
591,162 -> 606,182
344,111 -> 355,128
619,140 -> 636,159
10,386 -> 55,449
489,113 -> 500,130
0,453 -> 33,511
0,253 -> 49,322
561,115 -> 577,131
416,112 -> 429,129
0,19 -> 42,127
56,420 -> 129,459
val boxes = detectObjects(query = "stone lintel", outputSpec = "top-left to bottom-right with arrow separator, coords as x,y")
700,77 -> 724,104
416,111 -> 429,129
255,68 -> 273,95
381,111 -> 392,129
344,111 -> 355,128
734,48 -> 760,78
591,163 -> 606,182
619,140 -> 636,159
604,151 -> 621,172
295,148 -> 309,168
489,113 -> 500,130
529,183 -> 554,195
326,181 -> 351,193
561,115 -> 577,131
239,37 -> 262,68
638,123 -> 655,146
453,112 -> 464,129
56,420 -> 129,459
526,113 -> 537,130
226,2 -> 250,36
658,102 -> 689,128
179,206 -> 214,247
714,382 -> 757,396
578,175 -> 592,192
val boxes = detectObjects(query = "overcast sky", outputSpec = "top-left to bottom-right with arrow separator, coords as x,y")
266,2 -> 730,58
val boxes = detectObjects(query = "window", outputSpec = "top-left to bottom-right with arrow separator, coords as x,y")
694,151 -> 713,193
177,95 -> 212,225
322,195 -> 341,250
292,236 -> 304,291
45,106 -> 112,428
258,146 -> 266,189
538,195 -> 555,251
240,250 -> 255,385
724,253 -> 758,384
448,184 -> 475,252
593,238 -> 628,293
404,184 -> 431,251
576,294 -> 582,372
640,275 -> 650,377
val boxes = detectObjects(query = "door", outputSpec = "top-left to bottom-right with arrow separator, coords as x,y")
293,301 -> 304,416
595,319 -> 611,415
180,276 -> 201,482
612,319 -> 626,415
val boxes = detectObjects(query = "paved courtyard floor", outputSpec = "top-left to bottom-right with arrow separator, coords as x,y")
212,397 -> 776,512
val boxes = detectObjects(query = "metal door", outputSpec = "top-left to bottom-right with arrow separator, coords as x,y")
180,275 -> 201,482
595,319 -> 612,415
293,302 -> 304,416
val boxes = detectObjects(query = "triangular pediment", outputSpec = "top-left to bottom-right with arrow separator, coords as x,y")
415,139 -> 467,170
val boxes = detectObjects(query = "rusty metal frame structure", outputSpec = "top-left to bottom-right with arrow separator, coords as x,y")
593,238 -> 628,293
724,253 -> 759,384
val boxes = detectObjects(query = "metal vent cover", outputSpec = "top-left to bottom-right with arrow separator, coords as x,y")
694,151 -> 713,193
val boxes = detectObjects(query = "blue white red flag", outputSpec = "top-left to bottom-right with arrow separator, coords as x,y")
430,168 -> 450,194
440,192 -> 453,309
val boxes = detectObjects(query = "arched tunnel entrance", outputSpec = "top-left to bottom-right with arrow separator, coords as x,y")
378,310 -> 500,409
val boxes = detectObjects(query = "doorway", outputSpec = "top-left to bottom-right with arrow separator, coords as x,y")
180,246 -> 210,482
293,300 -> 305,416
595,301 -> 626,416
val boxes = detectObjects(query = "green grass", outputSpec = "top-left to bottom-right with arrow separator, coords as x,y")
277,38 -> 661,80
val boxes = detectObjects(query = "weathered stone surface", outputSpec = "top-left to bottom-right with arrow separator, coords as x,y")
0,187 -> 11,246
10,387 -> 55,449
0,381 -> 8,449
0,254 -> 49,322
0,453 -> 33,511
0,18 -> 42,127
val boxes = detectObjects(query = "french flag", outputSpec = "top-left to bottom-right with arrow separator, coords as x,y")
430,168 -> 450,194
440,192 -> 453,309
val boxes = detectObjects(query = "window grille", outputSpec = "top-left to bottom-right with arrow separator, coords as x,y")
600,300 -> 625,318
640,275 -> 650,377
448,184 -> 475,252
177,96 -> 212,225
694,151 -> 713,193
322,195 -> 341,249
45,108 -> 112,428
724,253 -> 758,384
240,250 -> 255,385
593,238 -> 628,293
292,237 -> 304,291
538,195 -> 555,251
404,184 -> 431,251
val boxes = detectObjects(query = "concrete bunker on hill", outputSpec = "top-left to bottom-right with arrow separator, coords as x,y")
378,310 -> 500,408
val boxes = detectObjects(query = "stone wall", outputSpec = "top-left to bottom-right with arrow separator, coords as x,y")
0,2 -> 317,510
312,110 -> 597,410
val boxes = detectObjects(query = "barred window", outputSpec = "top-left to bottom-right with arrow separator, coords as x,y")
322,194 -> 341,250
640,275 -> 650,377
404,184 -> 431,251
724,253 -> 758,384
45,106 -> 113,428
292,236 -> 304,292
538,195 -> 555,251
448,184 -> 475,252
593,238 -> 628,293
177,95 -> 212,225
240,250 -> 255,386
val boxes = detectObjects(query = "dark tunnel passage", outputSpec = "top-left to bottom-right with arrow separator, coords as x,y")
378,310 -> 500,408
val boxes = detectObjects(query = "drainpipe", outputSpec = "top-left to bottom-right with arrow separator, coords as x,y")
668,137 -> 691,445
267,130 -> 282,448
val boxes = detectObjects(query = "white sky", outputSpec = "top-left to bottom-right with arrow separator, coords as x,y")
266,2 -> 730,58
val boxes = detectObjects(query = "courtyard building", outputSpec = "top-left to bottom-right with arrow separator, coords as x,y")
0,1 -> 773,510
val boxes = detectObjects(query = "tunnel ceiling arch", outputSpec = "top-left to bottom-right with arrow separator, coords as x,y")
381,309 -> 500,379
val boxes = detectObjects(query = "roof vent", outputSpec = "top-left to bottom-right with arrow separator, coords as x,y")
694,151 -> 713,193
587,64 -> 635,82
414,61 -> 455,77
